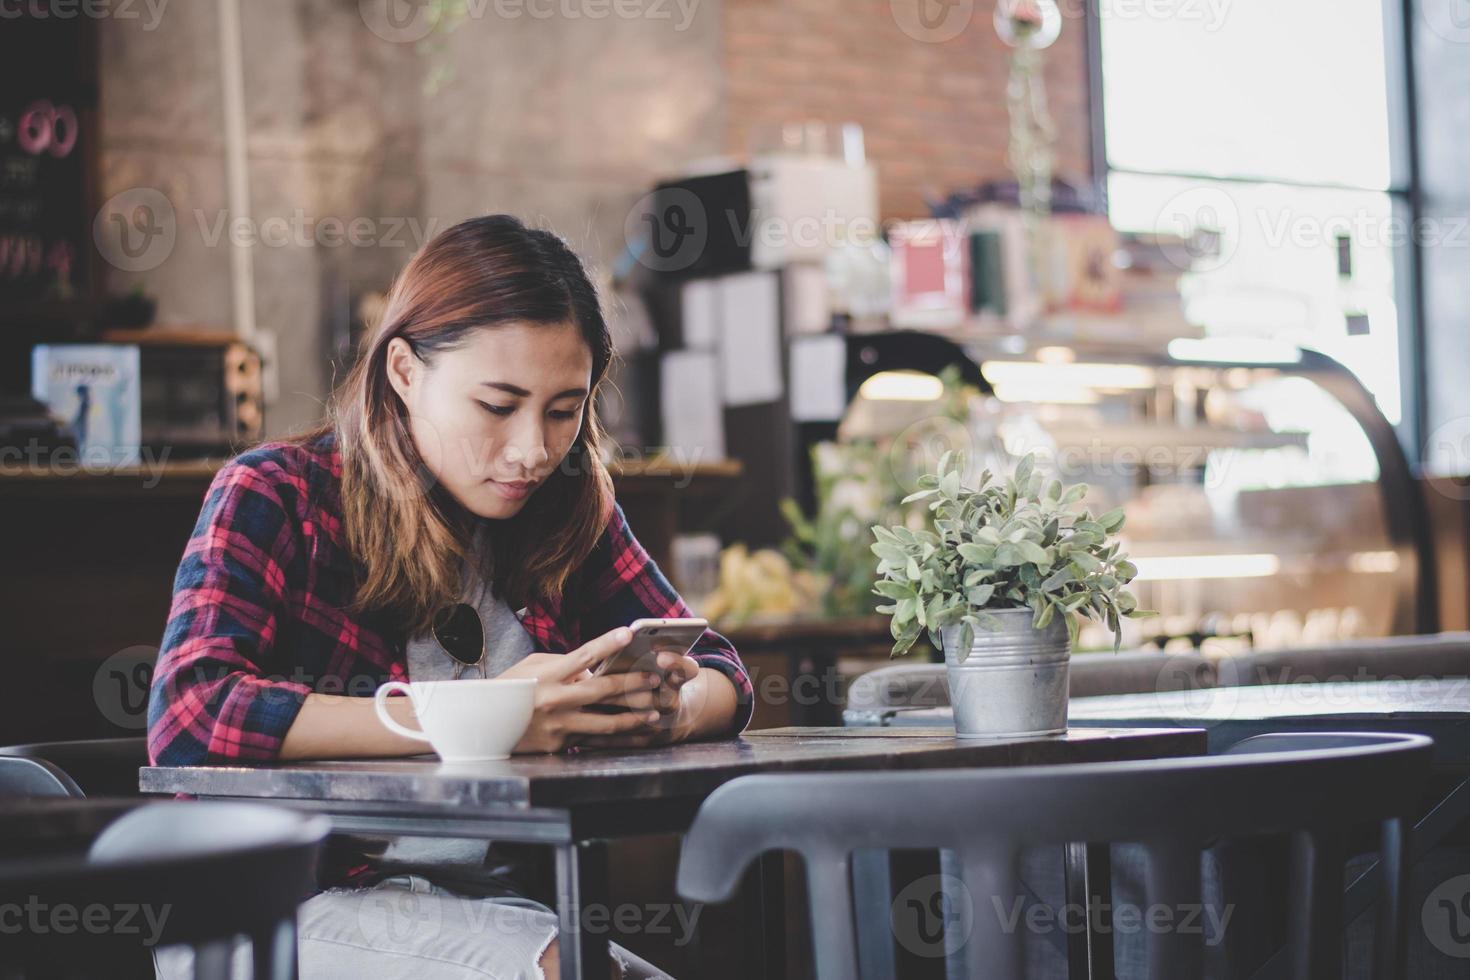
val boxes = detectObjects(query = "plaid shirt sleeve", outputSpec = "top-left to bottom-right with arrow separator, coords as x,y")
575,502 -> 755,734
146,451 -> 314,766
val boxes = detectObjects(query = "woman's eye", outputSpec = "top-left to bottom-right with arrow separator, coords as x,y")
478,402 -> 514,417
549,410 -> 579,420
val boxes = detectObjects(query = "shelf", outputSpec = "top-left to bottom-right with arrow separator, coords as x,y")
1040,422 -> 1309,455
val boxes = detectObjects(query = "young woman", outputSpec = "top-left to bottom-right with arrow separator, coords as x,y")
147,214 -> 753,980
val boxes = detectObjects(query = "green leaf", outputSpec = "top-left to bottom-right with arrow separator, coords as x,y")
890,620 -> 923,657
871,542 -> 908,563
1014,453 -> 1035,489
1034,600 -> 1055,630
957,542 -> 990,564
1098,508 -> 1127,532
940,468 -> 961,500
1060,484 -> 1088,507
966,584 -> 995,607
1041,567 -> 1075,592
1070,552 -> 1102,574
872,525 -> 899,542
873,580 -> 915,600
1013,541 -> 1051,567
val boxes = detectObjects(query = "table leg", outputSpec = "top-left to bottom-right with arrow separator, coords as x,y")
1064,842 -> 1114,980
556,839 -> 611,980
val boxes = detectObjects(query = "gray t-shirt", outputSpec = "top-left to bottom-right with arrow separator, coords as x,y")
374,525 -> 540,893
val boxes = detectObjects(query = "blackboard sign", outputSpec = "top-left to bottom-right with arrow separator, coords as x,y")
0,11 -> 99,324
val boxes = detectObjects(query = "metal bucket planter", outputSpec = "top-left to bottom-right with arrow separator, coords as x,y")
940,608 -> 1070,738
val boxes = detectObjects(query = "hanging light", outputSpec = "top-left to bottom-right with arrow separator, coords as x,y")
994,0 -> 1062,50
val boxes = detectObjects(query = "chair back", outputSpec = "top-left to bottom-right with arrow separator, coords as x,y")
0,800 -> 329,980
0,737 -> 149,798
677,731 -> 1432,980
0,756 -> 82,798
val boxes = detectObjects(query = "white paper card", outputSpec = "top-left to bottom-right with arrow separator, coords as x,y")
784,264 -> 831,335
660,349 -> 725,460
716,271 -> 783,406
680,278 -> 720,350
789,334 -> 847,422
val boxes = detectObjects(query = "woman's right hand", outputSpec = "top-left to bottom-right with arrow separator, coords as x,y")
499,627 -> 663,754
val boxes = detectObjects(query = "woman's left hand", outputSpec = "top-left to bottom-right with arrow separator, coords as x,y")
572,651 -> 713,749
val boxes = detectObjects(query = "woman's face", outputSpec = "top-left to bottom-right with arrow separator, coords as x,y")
385,321 -> 594,519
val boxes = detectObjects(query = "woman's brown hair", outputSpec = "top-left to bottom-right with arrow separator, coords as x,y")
296,214 -> 615,636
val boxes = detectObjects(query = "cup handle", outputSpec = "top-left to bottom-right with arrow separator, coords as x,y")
374,682 -> 433,743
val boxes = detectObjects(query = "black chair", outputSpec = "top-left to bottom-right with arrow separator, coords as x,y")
0,737 -> 148,798
0,800 -> 329,980
0,755 -> 83,798
677,731 -> 1432,980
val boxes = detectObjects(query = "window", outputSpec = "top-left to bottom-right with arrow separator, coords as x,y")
1090,0 -> 1414,431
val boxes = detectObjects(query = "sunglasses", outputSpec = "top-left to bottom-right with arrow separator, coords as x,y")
432,602 -> 487,679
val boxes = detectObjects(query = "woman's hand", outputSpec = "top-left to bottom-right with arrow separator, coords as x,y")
499,627 -> 665,754
573,657 -> 738,750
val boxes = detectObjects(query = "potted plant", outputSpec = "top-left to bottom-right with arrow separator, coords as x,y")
870,451 -> 1148,738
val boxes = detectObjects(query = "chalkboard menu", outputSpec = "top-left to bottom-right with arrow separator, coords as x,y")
0,12 -> 99,325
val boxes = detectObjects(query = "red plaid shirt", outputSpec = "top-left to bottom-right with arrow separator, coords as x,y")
147,431 -> 754,767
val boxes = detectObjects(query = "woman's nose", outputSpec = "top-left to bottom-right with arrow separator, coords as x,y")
502,420 -> 550,471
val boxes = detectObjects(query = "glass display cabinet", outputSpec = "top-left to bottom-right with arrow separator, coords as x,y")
808,331 -> 1435,654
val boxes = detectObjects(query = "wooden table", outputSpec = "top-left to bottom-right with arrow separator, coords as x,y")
857,679 -> 1470,761
139,726 -> 1206,980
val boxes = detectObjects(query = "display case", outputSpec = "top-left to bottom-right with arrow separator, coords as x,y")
811,331 -> 1435,653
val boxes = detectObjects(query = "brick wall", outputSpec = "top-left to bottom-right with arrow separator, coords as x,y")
723,0 -> 1094,220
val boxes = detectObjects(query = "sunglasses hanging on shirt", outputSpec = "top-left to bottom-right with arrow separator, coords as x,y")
431,602 -> 487,679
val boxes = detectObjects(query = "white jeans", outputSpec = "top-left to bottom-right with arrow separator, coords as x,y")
153,874 -> 676,980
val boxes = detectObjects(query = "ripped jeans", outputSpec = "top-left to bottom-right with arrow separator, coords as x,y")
153,873 -> 677,980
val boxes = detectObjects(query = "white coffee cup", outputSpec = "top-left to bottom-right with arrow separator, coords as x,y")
373,678 -> 536,762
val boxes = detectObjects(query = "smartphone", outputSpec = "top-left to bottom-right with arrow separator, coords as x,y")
590,617 -> 708,679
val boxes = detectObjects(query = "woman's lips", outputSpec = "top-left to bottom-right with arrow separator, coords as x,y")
488,478 -> 535,501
